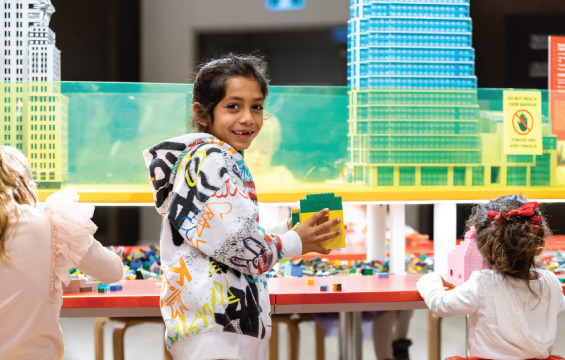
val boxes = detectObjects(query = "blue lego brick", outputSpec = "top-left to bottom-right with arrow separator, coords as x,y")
377,272 -> 390,278
109,284 -> 123,291
289,265 -> 303,277
320,285 -> 329,292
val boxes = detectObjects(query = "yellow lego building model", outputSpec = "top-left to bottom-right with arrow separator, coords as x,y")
292,193 -> 345,250
24,83 -> 69,185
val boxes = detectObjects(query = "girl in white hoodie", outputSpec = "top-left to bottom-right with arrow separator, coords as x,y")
417,194 -> 565,360
143,54 -> 342,360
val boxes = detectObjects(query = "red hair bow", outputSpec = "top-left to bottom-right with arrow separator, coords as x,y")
487,201 -> 542,231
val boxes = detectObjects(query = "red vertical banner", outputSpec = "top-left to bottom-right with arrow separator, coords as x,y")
549,35 -> 565,91
548,36 -> 565,166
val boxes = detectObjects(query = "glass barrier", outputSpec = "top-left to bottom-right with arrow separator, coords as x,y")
1,82 -> 564,203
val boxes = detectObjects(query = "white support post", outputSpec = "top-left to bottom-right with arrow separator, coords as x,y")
389,203 -> 406,275
433,203 -> 457,275
366,204 -> 387,262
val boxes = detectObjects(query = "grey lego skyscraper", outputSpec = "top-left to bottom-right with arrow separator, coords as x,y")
1,0 -> 68,186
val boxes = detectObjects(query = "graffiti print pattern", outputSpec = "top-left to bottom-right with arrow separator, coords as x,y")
144,134 -> 282,350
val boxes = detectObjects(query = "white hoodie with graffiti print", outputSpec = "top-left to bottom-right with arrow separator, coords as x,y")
144,133 -> 302,360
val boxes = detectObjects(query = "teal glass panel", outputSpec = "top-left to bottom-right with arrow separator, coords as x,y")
58,83 -> 349,186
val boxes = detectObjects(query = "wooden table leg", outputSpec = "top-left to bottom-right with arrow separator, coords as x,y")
428,311 -> 442,360
270,316 -> 280,360
94,317 -> 110,360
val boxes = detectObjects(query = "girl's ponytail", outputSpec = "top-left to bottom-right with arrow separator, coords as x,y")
0,146 -> 37,260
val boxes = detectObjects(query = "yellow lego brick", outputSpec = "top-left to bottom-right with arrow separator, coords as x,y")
299,209 -> 345,249
306,278 -> 314,285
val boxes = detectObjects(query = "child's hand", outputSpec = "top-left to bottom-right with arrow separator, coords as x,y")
293,208 -> 342,255
441,276 -> 455,289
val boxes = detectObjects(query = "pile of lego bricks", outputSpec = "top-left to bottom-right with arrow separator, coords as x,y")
109,244 -> 162,280
268,257 -> 391,278
537,251 -> 565,283
407,253 -> 434,274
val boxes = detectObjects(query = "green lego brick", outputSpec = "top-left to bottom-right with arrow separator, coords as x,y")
299,193 -> 343,213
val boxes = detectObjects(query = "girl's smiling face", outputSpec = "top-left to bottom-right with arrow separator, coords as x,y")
200,76 -> 264,151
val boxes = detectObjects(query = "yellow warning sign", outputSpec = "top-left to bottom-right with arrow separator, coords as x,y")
503,90 -> 542,155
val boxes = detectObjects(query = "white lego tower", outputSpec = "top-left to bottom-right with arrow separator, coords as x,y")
1,0 -> 68,186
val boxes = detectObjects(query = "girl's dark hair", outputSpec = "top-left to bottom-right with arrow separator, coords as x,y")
465,194 -> 551,281
190,54 -> 270,133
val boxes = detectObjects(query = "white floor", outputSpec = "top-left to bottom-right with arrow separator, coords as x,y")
60,309 -> 565,359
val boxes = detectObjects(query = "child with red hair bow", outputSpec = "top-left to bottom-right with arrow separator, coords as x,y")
418,194 -> 565,360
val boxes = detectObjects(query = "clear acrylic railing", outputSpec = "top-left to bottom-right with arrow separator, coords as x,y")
1,82 -> 564,203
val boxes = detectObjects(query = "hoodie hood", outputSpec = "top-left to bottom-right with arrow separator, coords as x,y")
143,133 -> 240,215
491,269 -> 559,357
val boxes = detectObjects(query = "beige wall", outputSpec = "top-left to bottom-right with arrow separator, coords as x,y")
140,0 -> 349,83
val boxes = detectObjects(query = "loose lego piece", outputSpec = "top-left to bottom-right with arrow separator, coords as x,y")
289,265 -> 303,277
62,276 -> 97,293
109,284 -> 123,291
306,278 -> 314,285
320,285 -> 328,291
332,283 -> 342,291
136,269 -> 145,279
377,272 -> 390,278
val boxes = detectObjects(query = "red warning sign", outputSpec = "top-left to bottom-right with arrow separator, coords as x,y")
512,109 -> 534,135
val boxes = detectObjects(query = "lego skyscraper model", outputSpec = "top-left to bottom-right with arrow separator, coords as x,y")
1,0 -> 68,187
347,0 -> 556,188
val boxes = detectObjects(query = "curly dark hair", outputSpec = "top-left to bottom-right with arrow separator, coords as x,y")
465,194 -> 551,281
189,53 -> 270,133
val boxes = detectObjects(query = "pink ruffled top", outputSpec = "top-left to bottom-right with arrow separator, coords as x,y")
0,187 -> 123,360
43,188 -> 96,302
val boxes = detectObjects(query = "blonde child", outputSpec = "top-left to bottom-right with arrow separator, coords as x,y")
417,194 -> 565,360
143,54 -> 342,360
0,146 -> 124,360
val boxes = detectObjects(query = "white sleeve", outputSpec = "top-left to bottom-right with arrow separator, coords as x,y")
417,272 -> 479,317
77,239 -> 124,284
